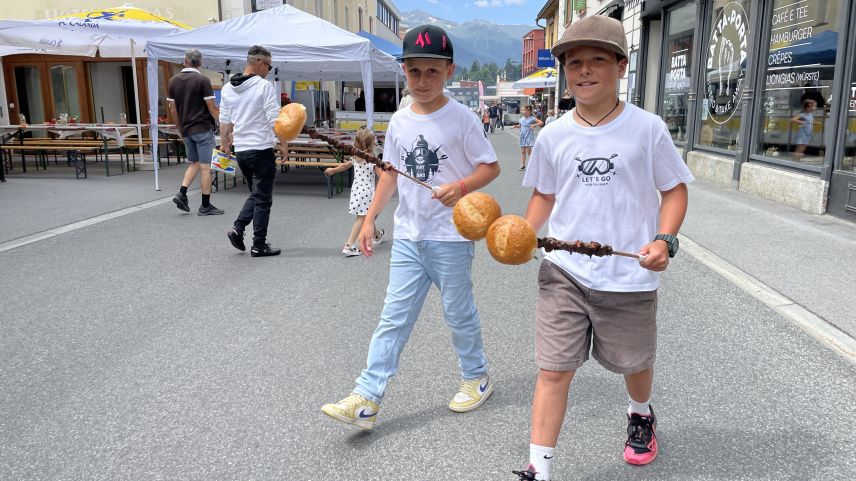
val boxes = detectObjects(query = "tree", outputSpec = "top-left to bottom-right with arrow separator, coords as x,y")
504,59 -> 522,81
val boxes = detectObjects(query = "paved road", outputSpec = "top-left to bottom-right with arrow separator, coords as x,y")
1,130 -> 854,480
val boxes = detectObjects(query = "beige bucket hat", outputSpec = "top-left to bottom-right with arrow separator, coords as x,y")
551,15 -> 628,64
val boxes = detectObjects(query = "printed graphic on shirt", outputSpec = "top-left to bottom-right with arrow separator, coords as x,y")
402,134 -> 447,182
575,153 -> 618,187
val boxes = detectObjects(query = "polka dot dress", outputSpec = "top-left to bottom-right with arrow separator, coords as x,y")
349,156 -> 375,215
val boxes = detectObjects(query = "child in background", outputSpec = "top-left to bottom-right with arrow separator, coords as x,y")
544,109 -> 557,125
791,99 -> 817,161
515,105 -> 544,171
324,128 -> 385,256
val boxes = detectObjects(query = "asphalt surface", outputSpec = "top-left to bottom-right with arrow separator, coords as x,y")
1,130 -> 855,480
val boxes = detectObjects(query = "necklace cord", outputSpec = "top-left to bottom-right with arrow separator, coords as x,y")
576,99 -> 620,127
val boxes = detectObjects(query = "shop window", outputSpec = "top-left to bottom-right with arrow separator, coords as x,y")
698,0 -> 751,151
627,50 -> 638,105
843,59 -> 856,173
50,65 -> 81,120
756,0 -> 844,166
660,1 -> 698,144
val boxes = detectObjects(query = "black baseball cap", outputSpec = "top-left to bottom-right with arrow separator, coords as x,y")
399,25 -> 454,62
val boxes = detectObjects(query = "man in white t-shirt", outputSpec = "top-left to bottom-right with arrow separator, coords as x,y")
321,24 -> 501,431
513,16 -> 694,481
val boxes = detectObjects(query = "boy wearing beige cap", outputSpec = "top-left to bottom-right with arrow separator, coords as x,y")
512,15 -> 694,481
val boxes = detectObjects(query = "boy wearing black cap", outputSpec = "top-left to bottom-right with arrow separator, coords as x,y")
512,16 -> 694,480
321,25 -> 500,430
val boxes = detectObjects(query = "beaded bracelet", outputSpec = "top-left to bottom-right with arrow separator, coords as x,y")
457,180 -> 468,197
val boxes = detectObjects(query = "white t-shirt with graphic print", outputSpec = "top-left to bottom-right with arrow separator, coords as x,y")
522,102 -> 695,292
383,99 -> 497,242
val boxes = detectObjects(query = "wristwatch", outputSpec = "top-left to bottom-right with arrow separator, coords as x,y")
654,234 -> 679,258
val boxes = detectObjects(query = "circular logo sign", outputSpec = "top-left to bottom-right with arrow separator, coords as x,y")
705,2 -> 749,125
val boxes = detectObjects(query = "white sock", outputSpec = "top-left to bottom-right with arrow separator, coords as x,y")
628,397 -> 651,416
529,444 -> 554,481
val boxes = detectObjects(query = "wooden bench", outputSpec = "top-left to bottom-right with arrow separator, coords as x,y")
278,159 -> 344,198
16,138 -> 134,173
0,144 -> 104,176
278,143 -> 346,198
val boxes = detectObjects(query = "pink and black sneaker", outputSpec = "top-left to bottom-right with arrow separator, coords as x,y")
511,464 -> 538,481
623,406 -> 658,465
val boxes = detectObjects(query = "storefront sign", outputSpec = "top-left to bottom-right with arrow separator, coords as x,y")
850,83 -> 856,112
764,1 -> 835,90
705,2 -> 748,125
255,0 -> 283,10
536,49 -> 554,68
666,40 -> 691,92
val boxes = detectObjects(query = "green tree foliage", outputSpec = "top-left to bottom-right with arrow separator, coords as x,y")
454,59 -> 521,84
504,59 -> 522,81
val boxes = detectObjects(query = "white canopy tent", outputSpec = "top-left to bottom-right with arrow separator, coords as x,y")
145,5 -> 401,190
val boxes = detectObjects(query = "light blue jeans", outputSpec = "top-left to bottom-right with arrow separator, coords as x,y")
354,239 -> 489,403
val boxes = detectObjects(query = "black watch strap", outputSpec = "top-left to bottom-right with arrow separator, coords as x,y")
654,234 -> 678,258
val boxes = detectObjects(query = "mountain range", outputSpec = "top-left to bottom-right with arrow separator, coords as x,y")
401,9 -> 533,69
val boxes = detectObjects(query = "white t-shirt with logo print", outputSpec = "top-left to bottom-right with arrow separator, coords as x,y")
522,102 -> 695,292
383,99 -> 497,242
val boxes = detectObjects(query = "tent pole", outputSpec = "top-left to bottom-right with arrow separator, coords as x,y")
130,39 -> 144,161
395,71 -> 400,110
146,50 -> 160,191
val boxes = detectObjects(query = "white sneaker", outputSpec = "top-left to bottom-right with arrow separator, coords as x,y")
342,244 -> 361,257
448,374 -> 493,412
321,393 -> 380,430
372,228 -> 386,246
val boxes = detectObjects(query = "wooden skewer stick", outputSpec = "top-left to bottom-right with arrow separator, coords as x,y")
303,127 -> 438,193
537,237 -> 645,261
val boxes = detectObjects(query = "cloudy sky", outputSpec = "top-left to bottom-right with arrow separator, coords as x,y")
395,0 -> 543,25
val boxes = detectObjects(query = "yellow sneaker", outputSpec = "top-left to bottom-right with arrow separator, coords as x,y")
321,393 -> 379,430
448,375 -> 493,413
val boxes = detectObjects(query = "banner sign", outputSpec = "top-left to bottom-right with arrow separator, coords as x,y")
536,49 -> 554,68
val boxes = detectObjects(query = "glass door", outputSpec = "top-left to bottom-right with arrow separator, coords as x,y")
660,1 -> 699,145
826,0 -> 856,220
12,65 -> 47,125
48,64 -> 85,122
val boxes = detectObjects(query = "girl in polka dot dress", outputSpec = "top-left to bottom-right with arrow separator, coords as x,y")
324,128 -> 385,256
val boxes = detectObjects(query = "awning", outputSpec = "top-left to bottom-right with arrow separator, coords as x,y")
512,68 -> 557,89
357,31 -> 402,58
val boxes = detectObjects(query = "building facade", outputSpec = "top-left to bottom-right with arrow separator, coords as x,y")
542,0 -> 856,224
522,28 -> 546,77
0,0 -> 402,128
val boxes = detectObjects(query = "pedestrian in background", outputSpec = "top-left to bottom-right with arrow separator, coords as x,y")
221,45 -> 282,257
323,128 -> 385,256
791,98 -> 817,162
482,107 -> 491,134
398,88 -> 413,111
512,16 -> 694,481
544,109 -> 557,125
321,24 -> 500,431
168,48 -> 223,216
514,105 -> 543,170
489,102 -> 499,133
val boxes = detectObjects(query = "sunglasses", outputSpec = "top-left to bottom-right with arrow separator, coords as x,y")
259,59 -> 272,70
